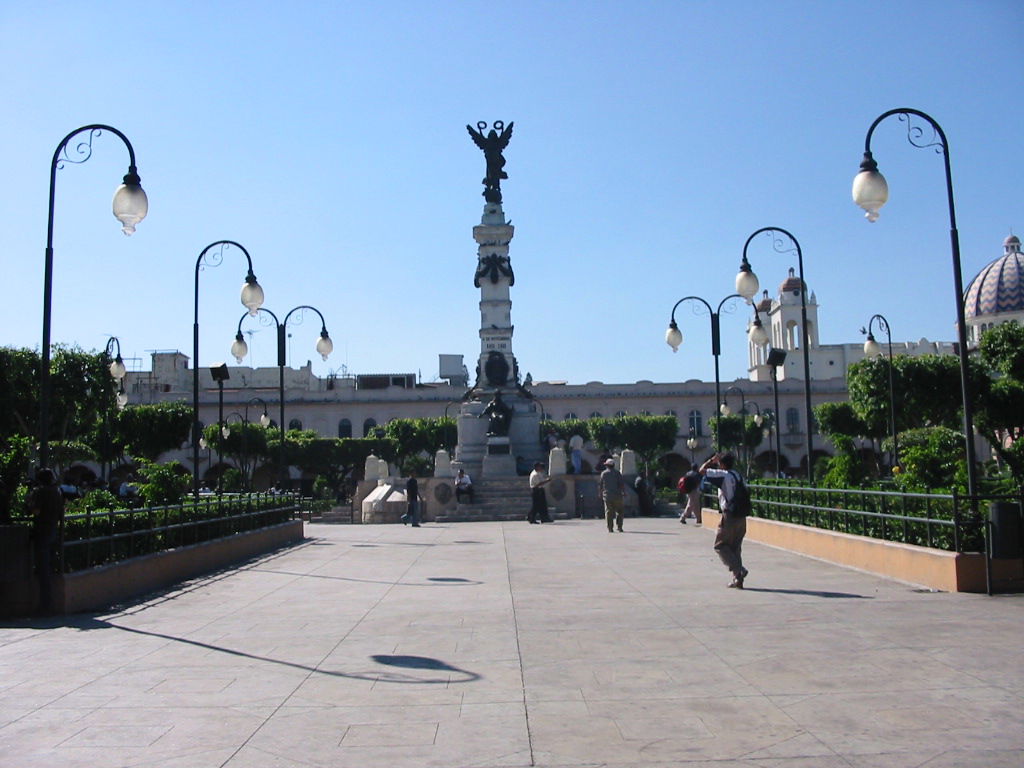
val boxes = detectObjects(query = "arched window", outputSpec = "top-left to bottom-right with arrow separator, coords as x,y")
564,411 -> 577,420
665,409 -> 677,417
786,320 -> 801,349
614,410 -> 627,418
338,419 -> 352,439
589,411 -> 602,419
640,410 -> 652,416
288,419 -> 302,431
362,418 -> 377,437
688,409 -> 703,437
786,407 -> 800,434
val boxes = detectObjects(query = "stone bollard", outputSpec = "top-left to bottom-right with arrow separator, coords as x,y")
549,446 -> 567,475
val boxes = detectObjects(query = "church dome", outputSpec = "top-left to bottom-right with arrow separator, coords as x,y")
779,267 -> 805,294
755,289 -> 772,313
964,236 -> 1024,320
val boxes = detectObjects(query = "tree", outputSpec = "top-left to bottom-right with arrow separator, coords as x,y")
117,402 -> 193,463
848,354 -> 968,437
708,415 -> 744,452
202,420 -> 271,488
588,415 -> 678,474
382,417 -> 456,474
814,402 -> 871,443
979,320 -> 1024,380
819,434 -> 868,489
708,415 -> 765,476
0,436 -> 32,522
975,321 -> 1024,485
135,460 -> 190,505
0,345 -> 119,450
0,348 -> 41,440
893,427 -> 967,492
541,418 -> 591,445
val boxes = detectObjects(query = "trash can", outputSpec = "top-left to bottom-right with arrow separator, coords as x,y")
989,501 -> 1022,559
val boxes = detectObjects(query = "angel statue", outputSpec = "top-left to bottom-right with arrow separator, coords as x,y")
466,120 -> 514,203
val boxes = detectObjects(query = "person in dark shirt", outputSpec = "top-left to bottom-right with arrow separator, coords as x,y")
27,468 -> 65,613
402,472 -> 421,527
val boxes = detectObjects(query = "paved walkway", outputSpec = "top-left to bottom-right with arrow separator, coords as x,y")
1,517 -> 1022,768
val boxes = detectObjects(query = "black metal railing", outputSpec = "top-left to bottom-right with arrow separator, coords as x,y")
58,492 -> 301,573
704,483 -> 998,554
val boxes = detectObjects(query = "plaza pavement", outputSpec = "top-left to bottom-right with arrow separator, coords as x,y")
1,516 -> 1022,768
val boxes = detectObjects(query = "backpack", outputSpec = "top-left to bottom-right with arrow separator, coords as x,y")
678,470 -> 700,493
726,470 -> 752,517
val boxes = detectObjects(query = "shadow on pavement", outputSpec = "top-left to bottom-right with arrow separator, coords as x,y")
741,587 -> 874,599
28,615 -> 482,684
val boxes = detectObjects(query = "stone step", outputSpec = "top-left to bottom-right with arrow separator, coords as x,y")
434,510 -> 572,523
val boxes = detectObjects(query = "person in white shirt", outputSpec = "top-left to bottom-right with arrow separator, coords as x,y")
528,462 -> 552,524
699,452 -> 749,589
454,469 -> 474,503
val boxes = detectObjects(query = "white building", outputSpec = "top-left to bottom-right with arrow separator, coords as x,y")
120,266 -> 960,486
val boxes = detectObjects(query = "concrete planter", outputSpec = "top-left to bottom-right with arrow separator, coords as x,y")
700,508 -> 1021,593
1,520 -> 304,617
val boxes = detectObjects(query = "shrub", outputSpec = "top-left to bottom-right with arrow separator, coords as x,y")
136,461 -> 190,506
67,489 -> 121,514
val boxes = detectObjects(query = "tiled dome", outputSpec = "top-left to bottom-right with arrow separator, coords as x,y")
755,289 -> 772,313
964,236 -> 1024,320
778,267 -> 805,294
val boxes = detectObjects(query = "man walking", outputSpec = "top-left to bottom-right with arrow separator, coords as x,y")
699,452 -> 748,588
599,458 -> 626,532
678,468 -> 702,525
402,471 -> 421,527
528,462 -> 552,523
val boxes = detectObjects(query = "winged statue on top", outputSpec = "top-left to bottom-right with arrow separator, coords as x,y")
466,120 -> 514,203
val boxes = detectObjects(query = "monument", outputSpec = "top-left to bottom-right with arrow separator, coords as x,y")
456,121 -> 542,477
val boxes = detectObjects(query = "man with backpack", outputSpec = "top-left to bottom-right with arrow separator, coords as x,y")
699,452 -> 750,589
677,468 -> 702,525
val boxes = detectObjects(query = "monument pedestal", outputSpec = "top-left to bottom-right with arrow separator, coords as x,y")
481,436 -> 517,477
455,393 -> 542,479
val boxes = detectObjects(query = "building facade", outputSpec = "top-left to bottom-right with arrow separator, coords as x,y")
118,265 -> 961,486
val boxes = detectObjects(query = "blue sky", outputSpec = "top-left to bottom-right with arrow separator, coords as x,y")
2,1 -> 1021,386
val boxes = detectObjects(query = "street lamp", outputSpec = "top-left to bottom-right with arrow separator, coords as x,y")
740,228 -> 815,482
665,293 -> 752,450
686,427 -> 699,466
39,125 -> 148,470
245,397 -> 272,428
192,240 -> 265,499
720,385 -> 748,470
209,363 -> 230,493
233,305 -> 332,490
861,313 -> 900,472
766,347 -> 787,478
101,336 -> 128,482
852,108 -> 977,499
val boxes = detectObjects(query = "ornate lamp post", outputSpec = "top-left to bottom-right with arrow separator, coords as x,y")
100,336 -> 129,482
192,241 -> 264,498
245,397 -> 272,427
39,125 -> 148,469
232,305 -> 332,490
665,293 -> 761,450
852,108 -> 977,498
861,313 -> 900,472
686,427 -> 699,466
720,385 -> 749,469
739,228 -> 815,481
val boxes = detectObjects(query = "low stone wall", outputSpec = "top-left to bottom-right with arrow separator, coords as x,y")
699,508 -> 1015,593
1,520 -> 304,617
356,475 -> 642,523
